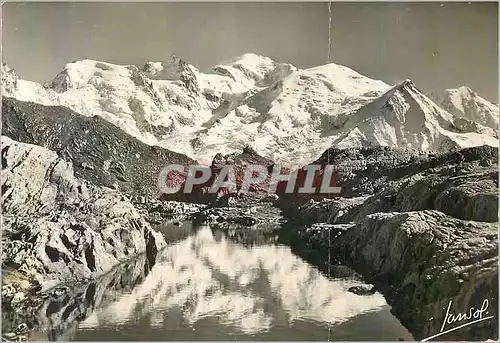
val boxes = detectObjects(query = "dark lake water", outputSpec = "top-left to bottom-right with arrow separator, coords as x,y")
26,224 -> 414,341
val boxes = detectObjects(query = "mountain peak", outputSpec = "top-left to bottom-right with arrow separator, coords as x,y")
2,62 -> 13,72
1,63 -> 19,94
1,63 -> 18,77
142,55 -> 197,82
454,85 -> 474,93
446,86 -> 478,100
393,79 -> 417,92
232,53 -> 275,65
400,79 -> 416,87
431,85 -> 498,131
47,59 -> 139,92
211,53 -> 284,89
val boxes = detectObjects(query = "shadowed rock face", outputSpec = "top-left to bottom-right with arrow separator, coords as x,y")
2,254 -> 157,341
291,212 -> 498,341
1,137 -> 166,298
280,145 -> 498,223
163,145 -> 350,203
332,211 -> 498,341
1,97 -> 196,200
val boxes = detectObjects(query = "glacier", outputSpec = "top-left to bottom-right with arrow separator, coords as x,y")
2,53 -> 498,167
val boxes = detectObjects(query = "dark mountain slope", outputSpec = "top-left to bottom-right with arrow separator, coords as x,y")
2,97 -> 196,199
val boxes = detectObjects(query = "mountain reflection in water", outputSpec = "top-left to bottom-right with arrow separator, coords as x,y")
25,225 -> 413,341
70,226 -> 413,340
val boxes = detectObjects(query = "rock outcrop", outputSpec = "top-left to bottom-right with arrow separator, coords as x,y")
279,145 -> 498,341
161,146 -> 276,203
135,200 -> 206,225
1,137 -> 166,301
194,195 -> 285,232
333,211 -> 498,341
4,55 -> 497,168
2,253 -> 158,341
279,145 -> 498,222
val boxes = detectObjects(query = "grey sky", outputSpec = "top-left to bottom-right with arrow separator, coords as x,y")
2,2 -> 498,102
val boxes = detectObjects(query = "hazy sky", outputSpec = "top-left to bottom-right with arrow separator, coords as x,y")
3,2 -> 498,102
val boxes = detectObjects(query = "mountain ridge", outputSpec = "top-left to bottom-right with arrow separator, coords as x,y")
2,55 -> 498,166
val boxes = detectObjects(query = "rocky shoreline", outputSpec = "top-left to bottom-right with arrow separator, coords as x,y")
291,211 -> 497,341
276,145 -> 499,341
0,137 -> 191,341
1,136 -> 167,288
2,253 -> 162,341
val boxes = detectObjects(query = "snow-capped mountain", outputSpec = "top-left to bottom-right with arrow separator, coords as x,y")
331,79 -> 499,152
430,86 -> 499,132
2,54 -> 498,166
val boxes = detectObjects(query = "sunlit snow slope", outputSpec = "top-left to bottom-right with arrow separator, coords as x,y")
2,54 -> 498,166
430,86 -> 499,133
